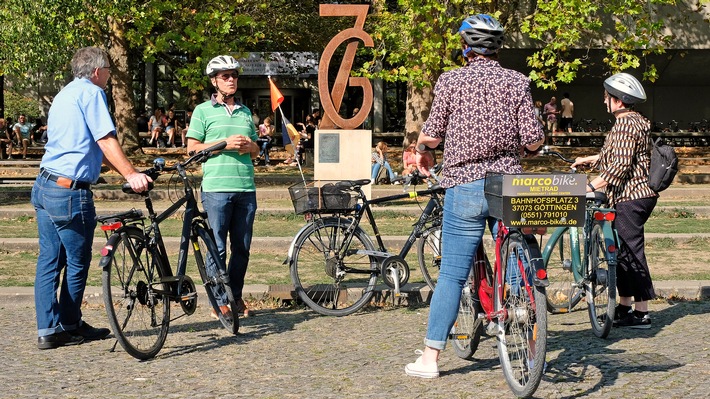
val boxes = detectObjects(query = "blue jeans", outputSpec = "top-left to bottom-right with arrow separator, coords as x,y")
424,180 -> 489,350
371,161 -> 395,182
201,191 -> 257,301
31,176 -> 96,337
257,138 -> 270,164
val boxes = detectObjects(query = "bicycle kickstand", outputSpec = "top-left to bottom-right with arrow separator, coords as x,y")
389,267 -> 402,297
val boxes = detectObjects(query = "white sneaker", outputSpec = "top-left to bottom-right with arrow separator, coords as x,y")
404,350 -> 439,378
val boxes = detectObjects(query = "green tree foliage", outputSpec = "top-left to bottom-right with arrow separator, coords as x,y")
356,0 -> 708,135
3,91 -> 41,121
0,1 -> 341,154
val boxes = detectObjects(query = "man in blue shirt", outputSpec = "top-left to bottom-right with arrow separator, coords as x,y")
32,46 -> 152,350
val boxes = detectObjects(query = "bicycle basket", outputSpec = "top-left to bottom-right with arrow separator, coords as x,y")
484,172 -> 585,227
288,180 -> 357,214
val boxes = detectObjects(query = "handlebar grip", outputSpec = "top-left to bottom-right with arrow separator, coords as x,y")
122,181 -> 154,194
189,140 -> 228,157
204,140 -> 227,154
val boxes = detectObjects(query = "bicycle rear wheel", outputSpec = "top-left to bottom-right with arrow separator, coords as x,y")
586,223 -> 617,338
450,271 -> 483,360
543,227 -> 584,313
193,225 -> 239,334
290,217 -> 378,316
101,227 -> 170,360
494,233 -> 547,398
417,224 -> 442,290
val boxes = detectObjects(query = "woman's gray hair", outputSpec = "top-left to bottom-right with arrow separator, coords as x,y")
71,47 -> 109,79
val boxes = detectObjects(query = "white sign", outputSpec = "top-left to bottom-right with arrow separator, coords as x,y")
237,52 -> 319,77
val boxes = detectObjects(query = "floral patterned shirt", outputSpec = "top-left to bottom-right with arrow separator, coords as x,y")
422,57 -> 543,188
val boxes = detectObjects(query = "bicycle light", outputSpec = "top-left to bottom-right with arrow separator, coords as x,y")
100,222 -> 122,232
593,211 -> 615,221
100,245 -> 113,256
536,269 -> 547,280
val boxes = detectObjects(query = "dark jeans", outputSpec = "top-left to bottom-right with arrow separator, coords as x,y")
201,191 -> 257,300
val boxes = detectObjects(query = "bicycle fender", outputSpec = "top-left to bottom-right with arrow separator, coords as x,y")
523,234 -> 549,287
286,222 -> 317,263
599,221 -> 618,266
98,226 -> 144,270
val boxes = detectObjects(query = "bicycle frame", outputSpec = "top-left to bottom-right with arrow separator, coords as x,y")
359,187 -> 443,257
287,185 -> 443,264
541,196 -> 619,292
99,155 -> 220,303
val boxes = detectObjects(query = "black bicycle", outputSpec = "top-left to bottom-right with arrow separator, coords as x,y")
97,141 -> 237,359
285,167 -> 444,316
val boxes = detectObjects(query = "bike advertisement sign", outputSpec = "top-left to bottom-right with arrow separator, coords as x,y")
487,173 -> 586,227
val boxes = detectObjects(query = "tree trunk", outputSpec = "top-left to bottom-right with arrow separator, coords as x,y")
404,83 -> 434,146
107,16 -> 142,156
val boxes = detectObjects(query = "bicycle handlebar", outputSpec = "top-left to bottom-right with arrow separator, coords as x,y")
537,145 -> 579,172
121,140 -> 228,194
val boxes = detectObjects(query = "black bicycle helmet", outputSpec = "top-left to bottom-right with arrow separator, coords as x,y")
458,14 -> 505,56
205,55 -> 240,77
603,72 -> 647,104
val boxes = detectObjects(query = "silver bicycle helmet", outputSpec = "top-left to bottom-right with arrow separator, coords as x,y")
458,14 -> 505,56
603,72 -> 647,104
205,55 -> 240,77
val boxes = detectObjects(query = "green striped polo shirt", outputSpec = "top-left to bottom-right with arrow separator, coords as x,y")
186,98 -> 258,192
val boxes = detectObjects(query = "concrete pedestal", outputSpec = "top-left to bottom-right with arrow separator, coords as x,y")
314,129 -> 372,198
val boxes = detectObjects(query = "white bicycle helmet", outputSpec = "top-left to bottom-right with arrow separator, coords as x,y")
205,55 -> 240,77
459,14 -> 505,56
603,72 -> 647,104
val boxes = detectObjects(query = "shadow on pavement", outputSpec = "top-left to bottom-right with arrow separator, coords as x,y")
543,299 -> 709,398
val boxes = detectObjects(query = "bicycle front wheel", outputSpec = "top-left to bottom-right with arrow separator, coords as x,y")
543,227 -> 583,313
450,271 -> 483,360
102,227 -> 170,360
494,233 -> 547,398
586,223 -> 617,338
290,217 -> 378,316
193,225 -> 239,334
417,224 -> 442,290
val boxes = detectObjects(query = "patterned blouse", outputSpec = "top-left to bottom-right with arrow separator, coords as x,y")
421,57 -> 543,188
594,112 -> 657,206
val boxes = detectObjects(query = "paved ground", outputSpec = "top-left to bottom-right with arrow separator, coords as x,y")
1,184 -> 709,398
1,293 -> 708,399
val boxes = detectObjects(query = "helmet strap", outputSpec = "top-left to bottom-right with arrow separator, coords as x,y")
212,82 -> 235,102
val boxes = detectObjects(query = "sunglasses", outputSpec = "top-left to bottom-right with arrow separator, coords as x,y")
217,72 -> 239,81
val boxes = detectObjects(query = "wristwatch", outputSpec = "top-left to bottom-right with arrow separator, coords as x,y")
588,183 -> 596,192
416,143 -> 430,154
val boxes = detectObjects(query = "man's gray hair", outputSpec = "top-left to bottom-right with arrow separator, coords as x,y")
71,47 -> 108,79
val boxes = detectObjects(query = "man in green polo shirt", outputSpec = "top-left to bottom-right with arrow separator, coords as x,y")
186,55 -> 259,318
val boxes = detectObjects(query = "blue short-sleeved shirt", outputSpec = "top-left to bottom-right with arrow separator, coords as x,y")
40,78 -> 116,184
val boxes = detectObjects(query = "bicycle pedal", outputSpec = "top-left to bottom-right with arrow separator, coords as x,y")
180,292 -> 197,301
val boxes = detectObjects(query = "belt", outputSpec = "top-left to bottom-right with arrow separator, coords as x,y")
39,169 -> 91,190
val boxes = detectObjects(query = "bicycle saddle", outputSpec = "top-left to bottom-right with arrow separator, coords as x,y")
335,179 -> 371,190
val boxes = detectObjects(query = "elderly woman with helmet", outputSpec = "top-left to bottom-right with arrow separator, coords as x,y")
572,72 -> 657,329
405,14 -> 544,378
186,55 -> 259,319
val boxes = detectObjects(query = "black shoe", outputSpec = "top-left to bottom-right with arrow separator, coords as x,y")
38,331 -> 84,350
72,321 -> 111,341
615,313 -> 652,329
612,305 -> 632,326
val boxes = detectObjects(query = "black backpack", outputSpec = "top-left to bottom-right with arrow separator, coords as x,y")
648,138 -> 678,193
